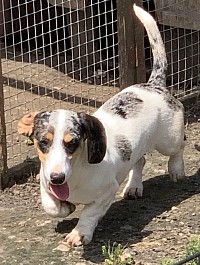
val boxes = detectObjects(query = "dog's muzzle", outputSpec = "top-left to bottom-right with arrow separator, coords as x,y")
49,172 -> 69,201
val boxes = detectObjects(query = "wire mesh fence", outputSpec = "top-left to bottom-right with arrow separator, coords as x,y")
144,0 -> 200,98
0,0 -> 199,176
0,0 -> 119,170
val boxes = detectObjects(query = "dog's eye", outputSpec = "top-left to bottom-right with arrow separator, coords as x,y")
38,138 -> 51,153
63,138 -> 79,155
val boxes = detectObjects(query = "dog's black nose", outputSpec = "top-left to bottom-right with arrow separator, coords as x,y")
50,172 -> 65,185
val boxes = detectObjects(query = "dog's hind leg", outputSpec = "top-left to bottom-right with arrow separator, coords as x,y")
122,156 -> 146,199
168,148 -> 185,182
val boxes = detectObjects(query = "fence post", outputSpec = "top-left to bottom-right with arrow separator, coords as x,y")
117,0 -> 146,90
0,44 -> 8,190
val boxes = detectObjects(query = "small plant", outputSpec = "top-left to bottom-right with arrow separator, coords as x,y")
161,235 -> 200,265
161,257 -> 175,265
102,241 -> 134,265
184,236 -> 200,265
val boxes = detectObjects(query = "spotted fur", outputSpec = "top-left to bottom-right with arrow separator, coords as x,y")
136,84 -> 183,110
115,135 -> 132,161
17,5 -> 185,248
103,92 -> 143,119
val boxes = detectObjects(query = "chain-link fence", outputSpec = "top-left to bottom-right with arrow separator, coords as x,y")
0,0 -> 199,186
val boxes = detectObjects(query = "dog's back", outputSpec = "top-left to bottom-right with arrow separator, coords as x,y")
94,4 -> 185,184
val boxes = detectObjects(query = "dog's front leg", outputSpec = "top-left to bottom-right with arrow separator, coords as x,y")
65,181 -> 119,246
40,175 -> 75,218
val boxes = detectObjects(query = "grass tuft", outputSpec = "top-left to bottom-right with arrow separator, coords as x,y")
102,241 -> 134,265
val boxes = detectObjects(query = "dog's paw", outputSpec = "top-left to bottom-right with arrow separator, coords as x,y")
195,144 -> 200,152
65,229 -> 92,246
169,172 -> 185,182
169,163 -> 185,182
168,152 -> 185,182
122,184 -> 143,199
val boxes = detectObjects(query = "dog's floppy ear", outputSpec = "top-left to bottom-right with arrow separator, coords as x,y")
18,111 -> 39,137
78,112 -> 107,164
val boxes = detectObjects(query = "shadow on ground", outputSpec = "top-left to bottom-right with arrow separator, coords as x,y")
54,168 -> 200,263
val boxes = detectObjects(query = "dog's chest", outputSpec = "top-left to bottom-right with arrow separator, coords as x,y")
66,169 -> 109,204
67,188 -> 101,204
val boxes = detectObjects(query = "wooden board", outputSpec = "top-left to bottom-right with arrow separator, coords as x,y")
154,0 -> 200,30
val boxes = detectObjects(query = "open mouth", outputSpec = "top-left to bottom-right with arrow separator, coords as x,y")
49,182 -> 69,201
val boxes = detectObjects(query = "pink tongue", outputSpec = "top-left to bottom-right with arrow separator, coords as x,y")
50,183 -> 69,201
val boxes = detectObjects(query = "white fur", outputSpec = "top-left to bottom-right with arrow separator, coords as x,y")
38,5 -> 185,246
39,86 -> 185,246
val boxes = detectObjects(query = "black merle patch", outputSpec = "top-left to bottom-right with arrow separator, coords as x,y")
34,111 -> 51,130
103,92 -> 143,119
137,84 -> 183,111
63,137 -> 80,155
148,58 -> 167,87
138,83 -> 168,94
34,112 -> 53,153
165,95 -> 183,111
115,135 -> 132,161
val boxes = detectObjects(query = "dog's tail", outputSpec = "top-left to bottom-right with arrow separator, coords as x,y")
133,4 -> 167,87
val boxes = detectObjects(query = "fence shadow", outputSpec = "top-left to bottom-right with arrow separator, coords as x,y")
3,76 -> 104,109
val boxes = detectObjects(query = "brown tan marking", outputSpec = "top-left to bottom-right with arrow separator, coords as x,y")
37,147 -> 49,165
64,133 -> 73,144
45,132 -> 54,142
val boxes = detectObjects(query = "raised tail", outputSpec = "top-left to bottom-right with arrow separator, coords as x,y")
133,4 -> 167,87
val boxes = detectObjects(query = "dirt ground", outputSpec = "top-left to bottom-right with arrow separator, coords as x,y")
0,102 -> 200,265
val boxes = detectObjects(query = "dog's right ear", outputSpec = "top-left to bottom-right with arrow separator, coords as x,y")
18,111 -> 39,137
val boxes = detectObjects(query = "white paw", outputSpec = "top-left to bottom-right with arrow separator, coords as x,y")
169,171 -> 185,182
168,153 -> 185,182
65,229 -> 92,246
122,184 -> 143,199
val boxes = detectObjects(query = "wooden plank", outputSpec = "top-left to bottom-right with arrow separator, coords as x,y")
154,0 -> 200,30
117,0 -> 145,90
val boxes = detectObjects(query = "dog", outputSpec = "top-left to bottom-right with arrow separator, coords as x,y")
18,5 -> 185,246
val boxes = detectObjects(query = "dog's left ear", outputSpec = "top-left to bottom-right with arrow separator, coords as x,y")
78,113 -> 107,164
18,111 -> 39,138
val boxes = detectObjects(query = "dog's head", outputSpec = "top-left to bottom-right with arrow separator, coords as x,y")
18,109 -> 107,201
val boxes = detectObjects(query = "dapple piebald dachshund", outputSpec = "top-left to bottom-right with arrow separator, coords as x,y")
18,5 -> 185,246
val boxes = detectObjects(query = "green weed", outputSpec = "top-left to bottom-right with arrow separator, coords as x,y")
102,241 -> 134,265
161,235 -> 200,265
